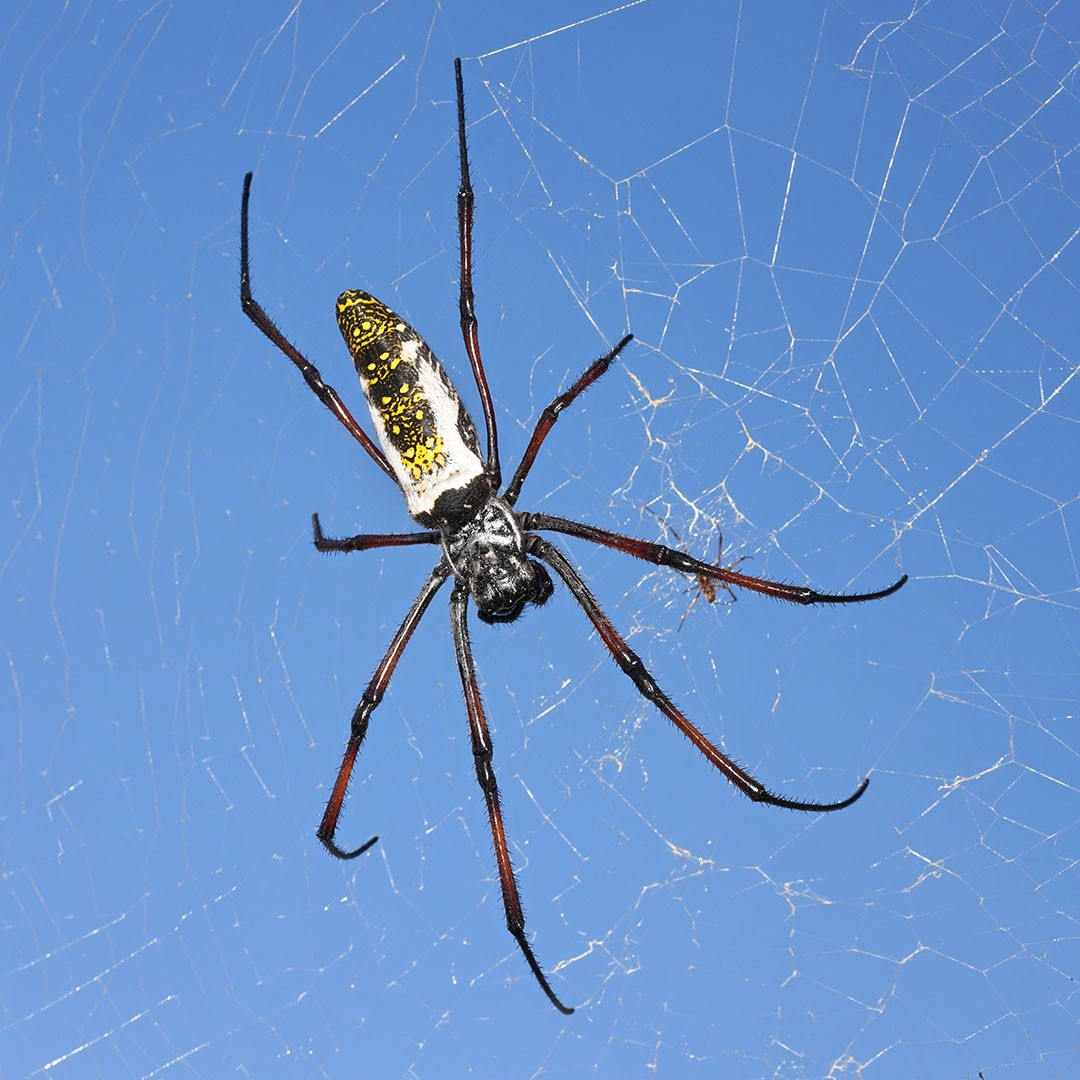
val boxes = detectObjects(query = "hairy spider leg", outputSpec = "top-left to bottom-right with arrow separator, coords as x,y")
524,514 -> 908,606
240,173 -> 395,482
450,583 -> 574,1014
529,535 -> 870,812
316,563 -> 450,860
454,57 -> 500,485
312,512 -> 440,554
503,334 -> 633,506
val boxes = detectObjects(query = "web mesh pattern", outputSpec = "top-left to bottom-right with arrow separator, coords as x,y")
3,1 -> 1077,1075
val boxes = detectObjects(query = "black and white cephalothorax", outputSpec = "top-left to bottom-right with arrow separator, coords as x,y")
239,58 -> 907,1015
440,496 -> 553,623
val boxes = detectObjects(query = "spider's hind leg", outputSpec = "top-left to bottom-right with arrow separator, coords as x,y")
449,582 -> 575,1014
527,533 -> 869,813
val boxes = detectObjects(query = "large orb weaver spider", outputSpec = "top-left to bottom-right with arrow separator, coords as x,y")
239,58 -> 907,1015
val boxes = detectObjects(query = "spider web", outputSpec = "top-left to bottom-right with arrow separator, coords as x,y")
4,0 -> 1078,1075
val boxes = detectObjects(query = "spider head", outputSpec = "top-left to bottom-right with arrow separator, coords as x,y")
442,497 -> 554,624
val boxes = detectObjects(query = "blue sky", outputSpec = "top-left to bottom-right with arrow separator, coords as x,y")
3,1 -> 1079,1075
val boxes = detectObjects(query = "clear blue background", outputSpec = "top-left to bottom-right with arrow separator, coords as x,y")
3,1 -> 1078,1076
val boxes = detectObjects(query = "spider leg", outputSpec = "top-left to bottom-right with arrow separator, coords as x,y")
454,58 -> 501,486
709,532 -> 751,604
240,172 -> 395,482
503,334 -> 634,507
311,512 -> 440,554
523,513 -> 908,604
318,562 -> 450,859
676,589 -> 703,633
449,582 -> 575,1015
528,534 -> 869,812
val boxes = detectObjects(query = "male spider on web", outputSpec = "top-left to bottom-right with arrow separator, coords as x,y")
239,58 -> 907,1015
645,505 -> 747,630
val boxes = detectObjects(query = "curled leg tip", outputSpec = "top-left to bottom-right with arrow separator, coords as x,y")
320,833 -> 379,860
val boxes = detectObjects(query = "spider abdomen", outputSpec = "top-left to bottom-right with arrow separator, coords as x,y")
337,290 -> 489,529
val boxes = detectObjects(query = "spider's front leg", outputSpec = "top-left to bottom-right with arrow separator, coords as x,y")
502,334 -> 633,507
239,172 -> 396,481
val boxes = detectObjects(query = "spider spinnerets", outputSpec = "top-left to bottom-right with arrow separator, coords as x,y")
239,58 -> 907,1015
